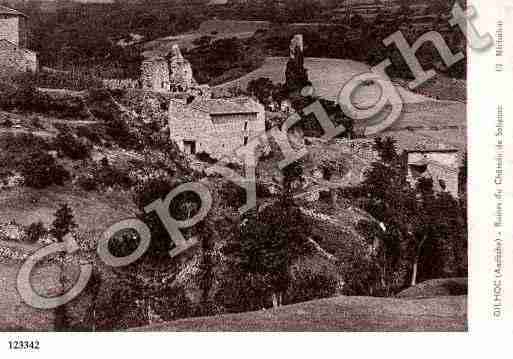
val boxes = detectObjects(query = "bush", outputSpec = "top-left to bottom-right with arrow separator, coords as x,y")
78,159 -> 132,191
77,174 -> 98,191
13,69 -> 103,92
287,267 -> 338,304
196,151 -> 217,164
105,116 -> 140,149
54,129 -> 93,160
95,159 -> 132,189
30,117 -> 44,129
1,119 -> 13,128
25,221 -> 48,243
0,133 -> 54,171
76,125 -> 104,145
11,78 -> 38,111
21,152 -> 70,189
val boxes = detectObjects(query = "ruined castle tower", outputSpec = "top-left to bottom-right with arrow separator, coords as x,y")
140,56 -> 170,92
285,34 -> 310,94
168,44 -> 197,92
139,44 -> 210,97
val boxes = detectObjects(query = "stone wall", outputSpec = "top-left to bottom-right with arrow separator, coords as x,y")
335,138 -> 379,163
102,78 -> 140,90
0,40 -> 37,79
210,112 -> 264,156
0,15 -> 19,46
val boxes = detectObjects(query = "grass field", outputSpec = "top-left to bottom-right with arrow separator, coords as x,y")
0,258 -> 59,331
0,186 -> 137,247
142,19 -> 270,58
135,295 -> 467,332
214,57 -> 432,104
0,186 -> 137,331
215,57 -> 466,149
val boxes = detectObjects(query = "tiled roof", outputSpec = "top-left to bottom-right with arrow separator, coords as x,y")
0,5 -> 26,17
191,98 -> 258,115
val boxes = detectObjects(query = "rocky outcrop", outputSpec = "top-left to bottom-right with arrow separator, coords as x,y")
285,34 -> 310,94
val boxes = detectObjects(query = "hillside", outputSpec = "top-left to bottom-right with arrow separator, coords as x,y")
134,295 -> 467,332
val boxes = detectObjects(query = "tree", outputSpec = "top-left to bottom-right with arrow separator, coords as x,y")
25,221 -> 47,244
50,203 -> 77,331
50,204 -> 77,243
237,197 -> 311,309
247,77 -> 276,106
21,152 -> 70,189
218,158 -> 312,310
85,268 -> 102,331
372,136 -> 398,164
357,137 -> 468,291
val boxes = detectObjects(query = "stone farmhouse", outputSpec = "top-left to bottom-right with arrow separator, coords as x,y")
336,134 -> 462,198
169,96 -> 265,158
0,5 -> 37,79
406,148 -> 460,196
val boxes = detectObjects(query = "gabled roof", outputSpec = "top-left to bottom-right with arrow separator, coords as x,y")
190,98 -> 258,115
0,5 -> 26,17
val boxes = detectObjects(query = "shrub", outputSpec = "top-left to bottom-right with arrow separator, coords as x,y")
0,133 -> 54,171
95,159 -> 132,189
196,151 -> 217,164
78,159 -> 132,191
12,79 -> 38,111
77,174 -> 98,191
287,267 -> 338,304
21,152 -> 70,189
1,119 -> 13,128
76,125 -> 104,144
30,117 -> 44,129
54,129 -> 93,160
105,116 -> 139,149
25,221 -> 48,243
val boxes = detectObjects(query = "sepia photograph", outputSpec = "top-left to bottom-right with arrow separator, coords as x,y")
0,0 -> 470,334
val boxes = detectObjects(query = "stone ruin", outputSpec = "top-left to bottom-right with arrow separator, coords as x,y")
140,44 -> 210,98
169,44 -> 195,92
285,34 -> 310,95
141,56 -> 170,92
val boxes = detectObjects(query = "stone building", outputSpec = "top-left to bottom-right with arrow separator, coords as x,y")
0,5 -> 27,47
0,6 -> 37,79
335,133 -> 462,198
406,149 -> 460,197
168,96 -> 265,158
